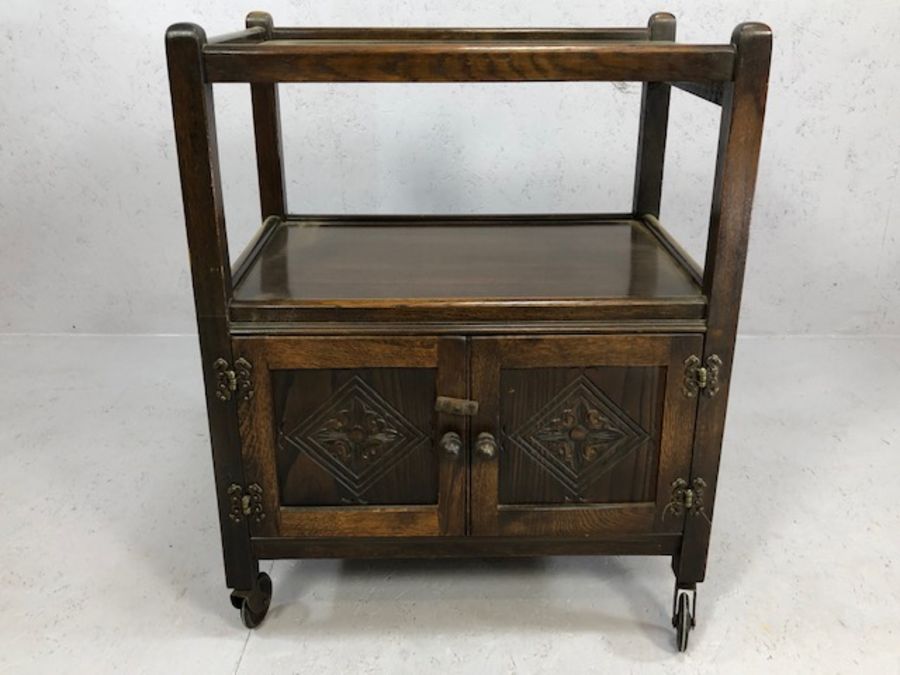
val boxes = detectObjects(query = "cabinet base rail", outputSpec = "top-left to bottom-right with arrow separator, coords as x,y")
251,535 -> 680,559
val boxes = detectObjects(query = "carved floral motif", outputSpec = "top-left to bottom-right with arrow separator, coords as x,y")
280,376 -> 425,500
313,397 -> 401,472
533,401 -> 629,474
509,375 -> 649,499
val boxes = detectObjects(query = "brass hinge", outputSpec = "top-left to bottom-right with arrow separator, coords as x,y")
213,357 -> 254,402
663,477 -> 709,521
682,355 -> 723,398
227,483 -> 265,524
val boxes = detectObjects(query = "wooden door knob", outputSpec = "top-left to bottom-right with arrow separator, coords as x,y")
475,432 -> 498,459
440,431 -> 463,458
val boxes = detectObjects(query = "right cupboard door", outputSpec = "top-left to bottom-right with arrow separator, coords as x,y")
470,335 -> 702,537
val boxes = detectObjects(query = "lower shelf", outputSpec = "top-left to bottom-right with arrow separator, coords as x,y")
251,534 -> 680,559
229,214 -> 706,323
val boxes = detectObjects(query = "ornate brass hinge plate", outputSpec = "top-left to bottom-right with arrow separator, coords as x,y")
663,477 -> 708,521
227,483 -> 265,524
435,396 -> 479,416
682,355 -> 723,398
213,357 -> 254,402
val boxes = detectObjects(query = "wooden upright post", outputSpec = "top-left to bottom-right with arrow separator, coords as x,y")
633,12 -> 676,218
675,23 -> 773,583
246,12 -> 287,219
166,23 -> 257,591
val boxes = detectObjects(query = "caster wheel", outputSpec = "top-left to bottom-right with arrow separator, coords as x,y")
240,596 -> 268,629
674,591 -> 692,652
230,572 -> 272,629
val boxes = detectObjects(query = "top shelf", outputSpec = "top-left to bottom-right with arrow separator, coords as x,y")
198,21 -> 737,84
268,27 -> 655,42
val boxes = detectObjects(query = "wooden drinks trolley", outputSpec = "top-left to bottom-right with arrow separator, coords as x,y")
166,12 -> 770,651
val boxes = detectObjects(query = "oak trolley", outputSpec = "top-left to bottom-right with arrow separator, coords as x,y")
166,12 -> 771,651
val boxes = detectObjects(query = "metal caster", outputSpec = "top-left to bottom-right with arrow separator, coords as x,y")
230,572 -> 272,629
672,584 -> 696,652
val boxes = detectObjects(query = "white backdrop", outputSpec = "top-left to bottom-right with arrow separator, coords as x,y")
2,1 -> 898,335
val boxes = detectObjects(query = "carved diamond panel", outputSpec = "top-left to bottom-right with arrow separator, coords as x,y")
507,375 -> 649,499
280,376 -> 426,500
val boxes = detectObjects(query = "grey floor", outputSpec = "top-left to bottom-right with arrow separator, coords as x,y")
1,335 -> 898,674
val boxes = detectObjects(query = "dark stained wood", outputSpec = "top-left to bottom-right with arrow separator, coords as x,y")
282,213 -> 636,224
675,23 -> 773,584
633,13 -> 676,218
470,334 -> 701,537
229,300 -> 707,324
436,337 -> 468,536
272,368 -> 437,507
233,336 -> 467,538
485,334 -> 678,367
245,12 -> 287,219
656,336 -> 706,529
497,366 -> 663,505
230,215 -> 281,289
234,339 -> 280,537
229,319 -> 708,336
232,219 -> 700,300
270,27 -> 653,42
495,504 -> 656,537
469,338 -> 501,536
207,26 -> 266,45
229,217 -> 705,324
672,80 -> 725,105
252,534 -> 681,558
242,336 -> 439,368
641,214 -> 704,286
168,14 -> 772,631
203,41 -> 736,84
279,507 -> 441,538
166,23 -> 258,591
166,25 -> 233,317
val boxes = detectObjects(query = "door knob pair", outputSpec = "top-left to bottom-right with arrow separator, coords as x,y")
439,431 -> 498,459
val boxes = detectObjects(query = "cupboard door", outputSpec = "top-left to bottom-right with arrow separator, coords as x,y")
234,337 -> 466,538
470,335 -> 701,537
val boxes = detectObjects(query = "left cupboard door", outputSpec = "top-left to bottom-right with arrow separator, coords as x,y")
232,337 -> 467,538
